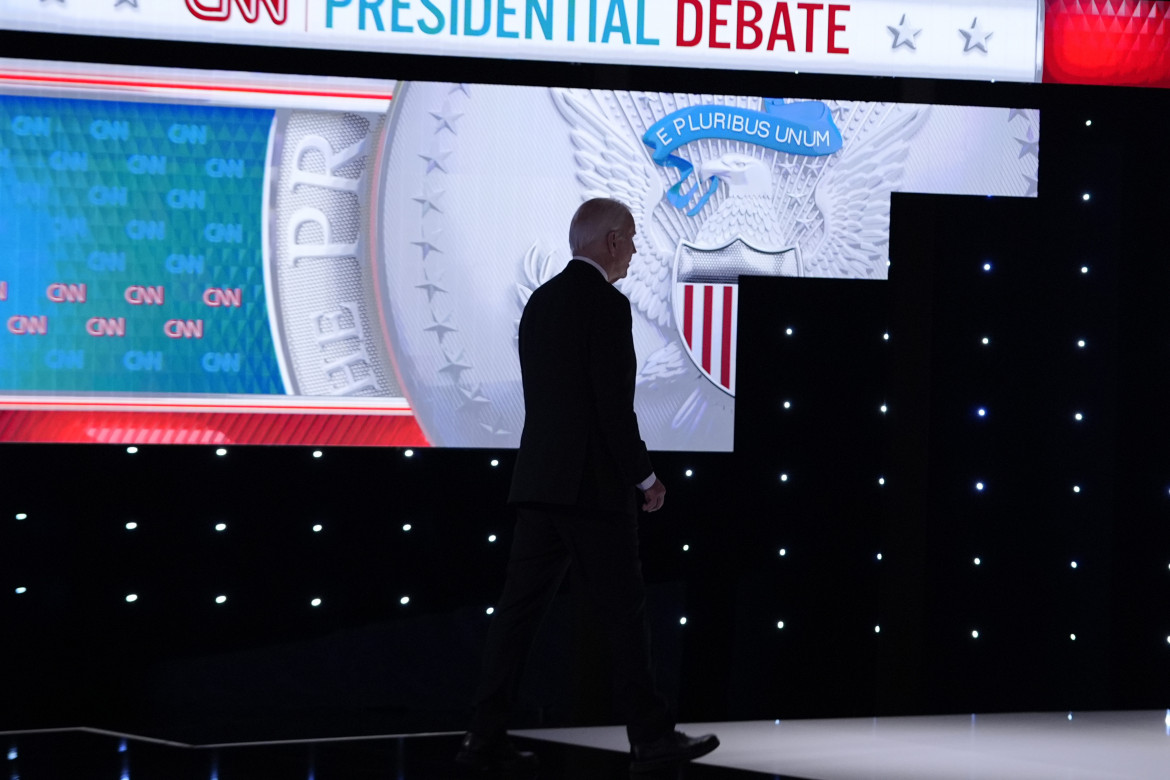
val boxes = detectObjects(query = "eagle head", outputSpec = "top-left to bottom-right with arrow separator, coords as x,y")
699,153 -> 772,197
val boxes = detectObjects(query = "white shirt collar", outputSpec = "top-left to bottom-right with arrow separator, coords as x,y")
572,255 -> 610,282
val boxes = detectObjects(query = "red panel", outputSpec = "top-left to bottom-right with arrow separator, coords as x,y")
1044,0 -> 1170,87
0,411 -> 430,446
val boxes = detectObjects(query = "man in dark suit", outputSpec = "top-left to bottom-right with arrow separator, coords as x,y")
456,199 -> 719,773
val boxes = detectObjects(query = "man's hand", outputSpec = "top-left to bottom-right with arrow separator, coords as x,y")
641,477 -> 665,512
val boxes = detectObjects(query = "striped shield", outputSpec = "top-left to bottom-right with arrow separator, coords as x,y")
672,238 -> 802,396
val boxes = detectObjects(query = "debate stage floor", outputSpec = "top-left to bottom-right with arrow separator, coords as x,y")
4,711 -> 1168,778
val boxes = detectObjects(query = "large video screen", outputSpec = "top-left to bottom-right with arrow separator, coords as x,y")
0,59 -> 1039,448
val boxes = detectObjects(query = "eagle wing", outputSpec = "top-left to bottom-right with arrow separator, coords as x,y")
803,102 -> 931,279
550,88 -> 676,327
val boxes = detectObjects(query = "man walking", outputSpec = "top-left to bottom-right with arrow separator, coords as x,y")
457,198 -> 719,773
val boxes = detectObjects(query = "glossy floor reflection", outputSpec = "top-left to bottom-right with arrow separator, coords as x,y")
518,711 -> 1170,779
0,729 -> 781,780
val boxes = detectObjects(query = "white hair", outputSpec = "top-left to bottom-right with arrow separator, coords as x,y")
569,198 -> 631,255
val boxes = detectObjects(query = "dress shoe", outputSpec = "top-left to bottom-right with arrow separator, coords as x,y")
454,732 -> 538,771
630,730 -> 719,773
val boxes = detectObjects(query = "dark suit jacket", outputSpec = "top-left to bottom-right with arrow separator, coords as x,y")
508,259 -> 653,516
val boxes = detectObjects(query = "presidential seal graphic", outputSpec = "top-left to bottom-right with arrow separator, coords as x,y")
373,84 -> 947,451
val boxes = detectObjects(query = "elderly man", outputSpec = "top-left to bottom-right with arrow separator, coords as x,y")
456,198 -> 719,773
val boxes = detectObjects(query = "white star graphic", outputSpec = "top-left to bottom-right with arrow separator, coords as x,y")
887,14 -> 921,51
418,142 -> 452,174
959,17 -> 993,53
412,180 -> 446,216
481,415 -> 512,436
429,101 -> 463,135
458,383 -> 491,409
438,349 -> 473,380
415,279 -> 447,302
412,227 -> 443,259
1015,128 -> 1039,159
424,313 -> 458,342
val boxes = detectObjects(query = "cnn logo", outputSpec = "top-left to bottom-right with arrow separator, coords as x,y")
186,0 -> 287,24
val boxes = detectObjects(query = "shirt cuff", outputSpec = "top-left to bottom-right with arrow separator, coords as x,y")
637,472 -> 657,491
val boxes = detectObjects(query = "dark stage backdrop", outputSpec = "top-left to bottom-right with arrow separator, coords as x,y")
0,34 -> 1167,742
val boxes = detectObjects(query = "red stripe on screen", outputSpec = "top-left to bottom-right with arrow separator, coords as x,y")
702,285 -> 713,373
683,285 -> 694,347
721,285 -> 733,388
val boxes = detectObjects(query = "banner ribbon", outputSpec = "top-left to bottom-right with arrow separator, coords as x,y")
642,99 -> 843,215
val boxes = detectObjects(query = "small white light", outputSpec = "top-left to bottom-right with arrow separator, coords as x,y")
8,748 -> 16,760
974,557 -> 982,565
977,408 -> 987,417
215,448 -> 227,456
215,523 -> 227,532
126,446 -> 138,454
975,482 -> 985,492
878,477 -> 886,486
1077,340 -> 1086,348
15,513 -> 27,521
1081,266 -> 1089,274
1166,636 -> 1170,645
1082,193 -> 1091,201
404,449 -> 414,457
785,327 -> 794,336
880,404 -> 888,414
486,607 -> 495,615
779,473 -> 789,482
312,524 -> 323,532
982,337 -> 991,346
1071,561 -> 1078,569
1069,712 -> 1074,721
402,524 -> 412,532
875,625 -> 881,633
983,263 -> 992,272
682,544 -> 690,551
1074,413 -> 1083,421
400,596 -> 410,605
1070,633 -> 1077,641
490,459 -> 499,467
779,548 -> 787,556
679,617 -> 687,625
972,630 -> 980,639
883,332 -> 890,341
685,469 -> 693,477
311,598 -> 322,607
777,621 -> 785,629
783,401 -> 792,409
216,595 -> 227,604
1085,120 -> 1092,126
15,587 -> 27,594
488,534 -> 497,543
312,450 -> 323,458
876,553 -> 883,561
126,594 -> 138,603
1073,485 -> 1082,494
125,522 -> 138,530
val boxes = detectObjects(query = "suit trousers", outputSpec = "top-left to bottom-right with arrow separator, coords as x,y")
469,504 -> 673,745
